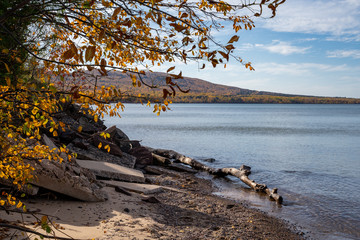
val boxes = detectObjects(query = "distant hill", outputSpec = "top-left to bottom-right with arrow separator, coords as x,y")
94,71 -> 360,104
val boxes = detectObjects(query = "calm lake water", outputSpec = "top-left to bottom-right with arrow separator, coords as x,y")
103,104 -> 360,240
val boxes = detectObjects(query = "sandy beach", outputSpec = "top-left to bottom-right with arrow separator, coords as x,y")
1,166 -> 305,240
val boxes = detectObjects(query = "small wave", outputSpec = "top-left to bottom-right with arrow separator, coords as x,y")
282,170 -> 312,175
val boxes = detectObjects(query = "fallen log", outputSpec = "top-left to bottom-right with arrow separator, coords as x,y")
151,149 -> 283,204
151,153 -> 171,166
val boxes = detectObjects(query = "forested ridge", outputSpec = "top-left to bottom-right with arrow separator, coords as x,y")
93,71 -> 360,104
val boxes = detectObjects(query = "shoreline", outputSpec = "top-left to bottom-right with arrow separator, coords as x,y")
2,164 -> 305,240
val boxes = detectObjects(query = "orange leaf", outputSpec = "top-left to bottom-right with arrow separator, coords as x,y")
225,44 -> 235,52
62,49 -> 74,60
211,59 -> 219,68
112,7 -> 121,19
167,66 -> 175,73
70,42 -> 77,54
228,35 -> 239,44
85,46 -> 95,62
169,23 -> 187,32
218,51 -> 229,61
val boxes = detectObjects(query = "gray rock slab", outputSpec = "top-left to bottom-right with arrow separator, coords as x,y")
42,134 -> 68,161
144,165 -> 181,177
67,143 -> 136,168
76,160 -> 145,183
101,180 -> 163,194
31,174 -> 107,202
168,163 -> 198,173
29,159 -> 108,202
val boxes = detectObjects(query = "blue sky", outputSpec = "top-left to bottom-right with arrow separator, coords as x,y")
153,0 -> 360,98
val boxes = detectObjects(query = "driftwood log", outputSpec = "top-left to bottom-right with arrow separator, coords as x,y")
150,148 -> 283,204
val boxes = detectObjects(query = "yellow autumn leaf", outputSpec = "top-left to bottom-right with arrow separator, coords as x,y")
16,201 -> 22,208
4,63 -> 10,72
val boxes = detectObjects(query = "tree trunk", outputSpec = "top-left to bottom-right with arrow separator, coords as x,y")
150,148 -> 283,204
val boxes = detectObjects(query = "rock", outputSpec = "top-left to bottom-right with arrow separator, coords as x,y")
129,146 -> 153,167
59,129 -> 77,144
67,143 -> 136,168
28,135 -> 108,201
102,180 -> 163,194
78,116 -> 99,134
0,178 -> 39,196
42,134 -> 68,162
53,112 -> 78,144
76,160 -> 145,183
72,138 -> 89,150
141,196 -> 160,203
168,163 -> 198,173
226,204 -> 235,209
117,142 -> 131,153
114,186 -> 132,196
104,125 -> 130,141
104,125 -> 133,153
144,165 -> 181,176
55,104 -> 107,135
129,140 -> 141,149
91,133 -> 123,157
56,112 -> 77,126
29,159 -> 108,202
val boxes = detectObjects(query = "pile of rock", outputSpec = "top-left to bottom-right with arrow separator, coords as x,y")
1,104 -> 158,202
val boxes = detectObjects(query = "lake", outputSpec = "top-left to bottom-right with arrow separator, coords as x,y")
103,103 -> 360,240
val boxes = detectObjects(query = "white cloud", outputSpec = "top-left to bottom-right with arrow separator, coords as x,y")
255,62 -> 350,76
327,49 -> 360,59
300,38 -> 318,42
259,0 -> 360,40
255,41 -> 311,55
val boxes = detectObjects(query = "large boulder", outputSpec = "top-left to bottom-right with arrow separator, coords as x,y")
129,146 -> 153,167
90,133 -> 123,157
104,125 -> 133,153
